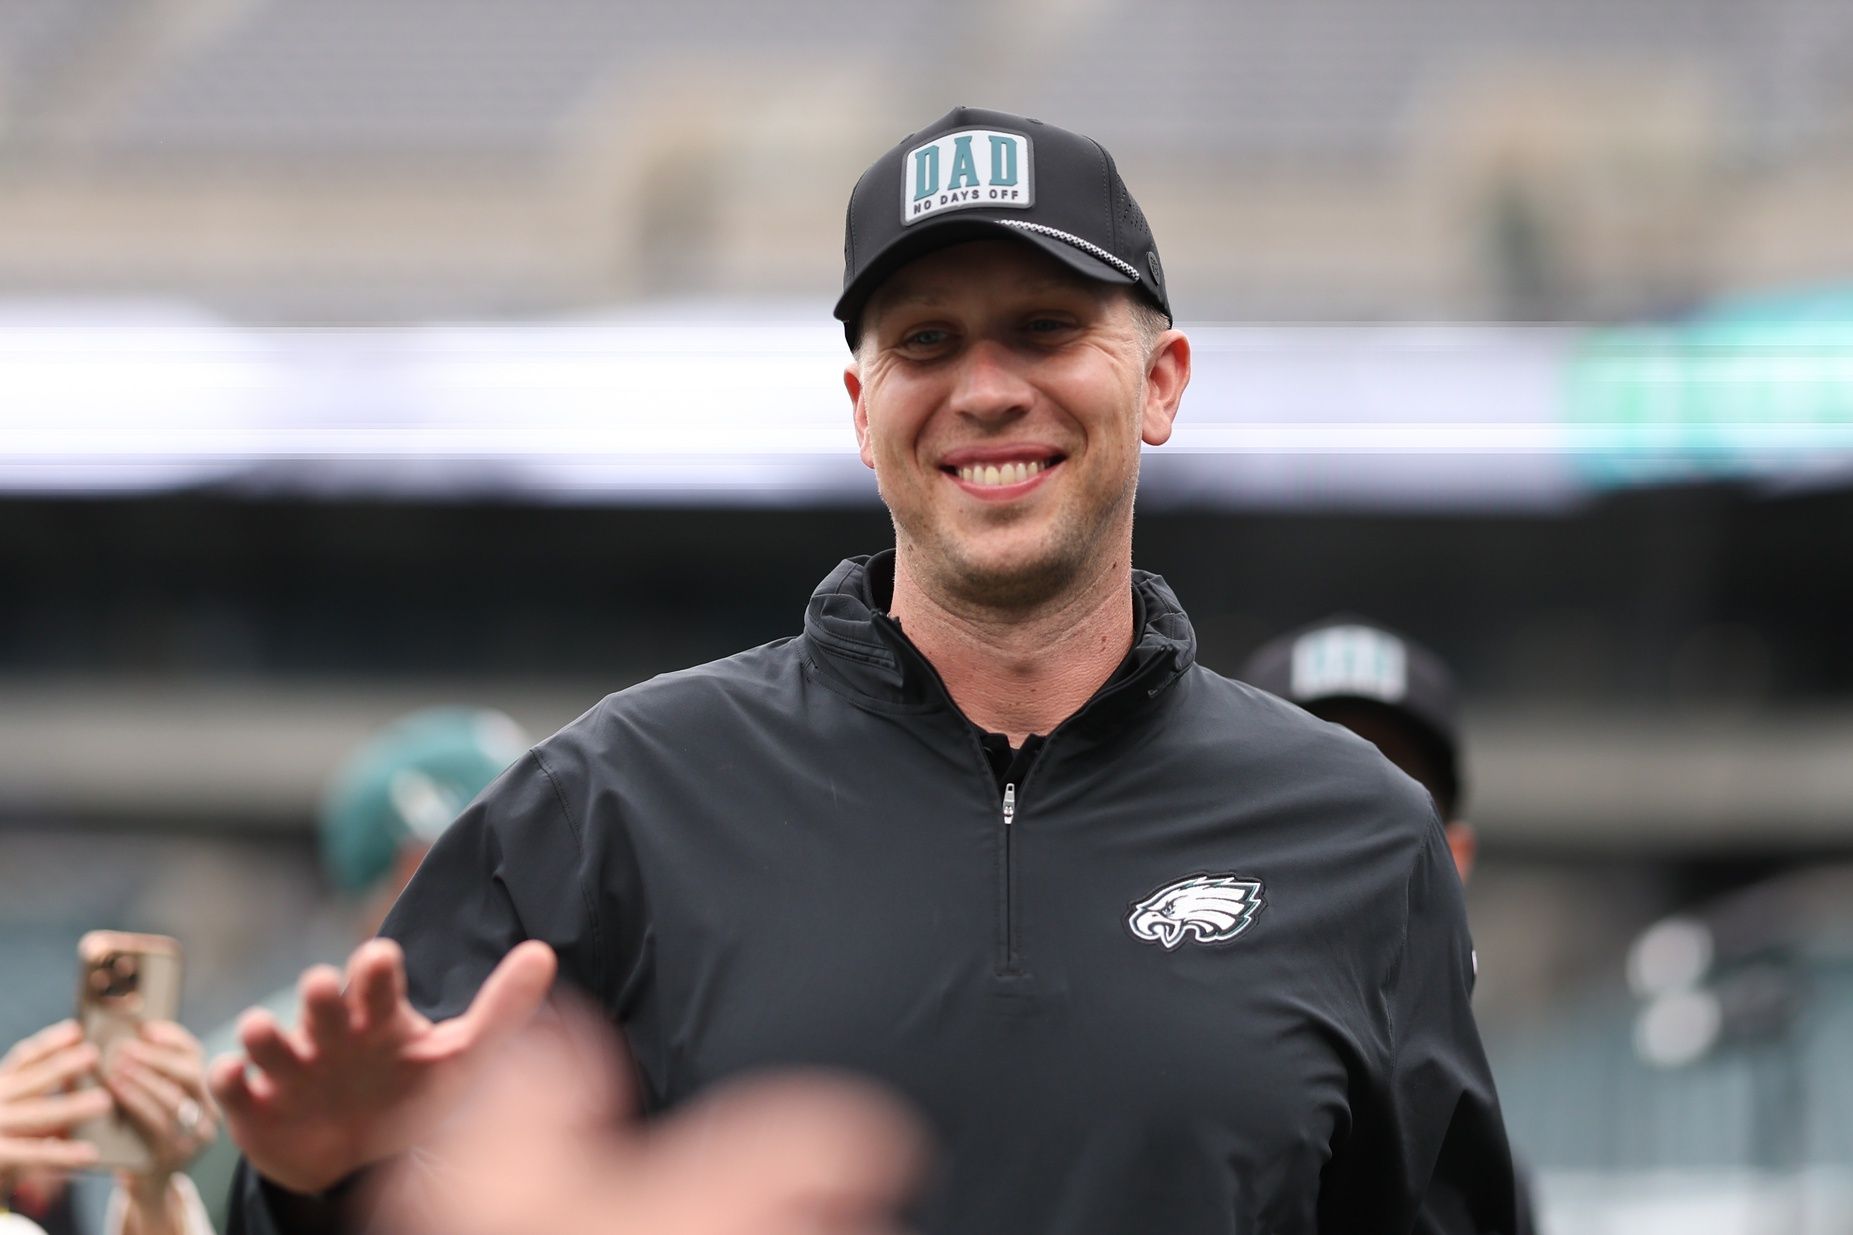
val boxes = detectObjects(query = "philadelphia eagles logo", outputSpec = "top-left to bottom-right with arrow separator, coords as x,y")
1127,873 -> 1266,950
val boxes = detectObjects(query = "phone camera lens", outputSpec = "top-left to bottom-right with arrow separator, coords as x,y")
94,952 -> 140,999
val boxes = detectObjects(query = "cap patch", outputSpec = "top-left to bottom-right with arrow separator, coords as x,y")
1290,625 -> 1408,704
901,129 -> 1033,226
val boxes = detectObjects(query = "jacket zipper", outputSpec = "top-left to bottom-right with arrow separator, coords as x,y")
864,609 -> 1185,980
1000,781 -> 1019,974
981,663 -> 1178,978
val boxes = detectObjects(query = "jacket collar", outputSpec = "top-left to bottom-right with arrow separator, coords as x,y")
802,550 -> 1197,723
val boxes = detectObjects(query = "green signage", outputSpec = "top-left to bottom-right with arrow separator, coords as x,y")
1566,290 -> 1853,485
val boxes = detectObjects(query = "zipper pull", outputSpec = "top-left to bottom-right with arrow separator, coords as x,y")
1002,782 -> 1017,827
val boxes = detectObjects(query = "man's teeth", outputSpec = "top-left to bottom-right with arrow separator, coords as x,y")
957,460 -> 1047,486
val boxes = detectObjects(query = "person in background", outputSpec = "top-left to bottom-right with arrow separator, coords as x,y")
1,1019 -> 216,1235
1239,617 -> 1476,879
1240,615 -> 1538,1234
190,707 -> 528,1230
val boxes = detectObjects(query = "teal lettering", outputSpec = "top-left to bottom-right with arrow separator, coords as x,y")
912,147 -> 939,201
947,135 -> 979,190
988,135 -> 1018,186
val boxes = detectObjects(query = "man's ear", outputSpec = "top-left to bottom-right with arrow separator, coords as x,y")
1140,329 -> 1191,447
845,363 -> 874,469
1445,821 -> 1477,885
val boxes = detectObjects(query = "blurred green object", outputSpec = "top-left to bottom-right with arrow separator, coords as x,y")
318,707 -> 529,894
1566,286 -> 1853,487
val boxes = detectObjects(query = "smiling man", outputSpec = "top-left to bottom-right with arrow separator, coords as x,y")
216,108 -> 1521,1235
842,235 -> 1183,745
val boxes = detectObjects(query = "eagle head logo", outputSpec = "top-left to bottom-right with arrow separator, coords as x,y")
1127,873 -> 1266,950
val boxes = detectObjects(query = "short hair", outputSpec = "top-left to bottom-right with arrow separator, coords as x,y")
1128,298 -> 1170,360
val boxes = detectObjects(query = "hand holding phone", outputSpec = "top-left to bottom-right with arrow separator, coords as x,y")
0,1021 -> 109,1190
70,932 -> 184,1174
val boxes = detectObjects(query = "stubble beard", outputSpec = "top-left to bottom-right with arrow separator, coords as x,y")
888,462 -> 1141,617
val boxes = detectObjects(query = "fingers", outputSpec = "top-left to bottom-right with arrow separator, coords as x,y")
0,1021 -> 83,1073
348,939 -> 409,1035
0,1086 -> 113,1137
237,1010 -> 310,1086
215,1005 -> 301,1124
206,1052 -> 260,1125
105,1062 -> 216,1165
443,941 -> 556,1057
0,1040 -> 100,1104
300,964 -> 349,1051
299,940 -> 418,1051
653,1073 -> 928,1219
110,1056 -> 188,1116
103,1065 -> 174,1141
118,1037 -> 206,1094
0,1134 -> 101,1172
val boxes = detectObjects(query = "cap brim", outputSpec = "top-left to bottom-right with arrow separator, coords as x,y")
835,216 -> 1137,345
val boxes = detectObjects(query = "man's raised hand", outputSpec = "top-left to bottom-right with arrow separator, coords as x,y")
208,938 -> 556,1195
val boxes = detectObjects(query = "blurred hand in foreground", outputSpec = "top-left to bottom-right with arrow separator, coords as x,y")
208,937 -> 557,1195
375,1005 -> 928,1235
0,1020 -> 107,1191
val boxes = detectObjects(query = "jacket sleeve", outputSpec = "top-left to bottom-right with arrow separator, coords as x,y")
225,745 -> 624,1235
384,745 -> 619,1019
224,1160 -> 366,1235
1322,790 -> 1522,1234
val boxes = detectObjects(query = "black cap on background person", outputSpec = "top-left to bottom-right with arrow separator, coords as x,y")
1241,617 -> 1477,882
834,105 -> 1172,347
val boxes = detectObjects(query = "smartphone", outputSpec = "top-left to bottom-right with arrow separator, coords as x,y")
70,931 -> 183,1172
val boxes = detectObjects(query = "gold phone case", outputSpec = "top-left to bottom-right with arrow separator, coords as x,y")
71,930 -> 183,1173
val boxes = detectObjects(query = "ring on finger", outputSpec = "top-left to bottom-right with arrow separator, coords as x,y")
176,1097 -> 203,1138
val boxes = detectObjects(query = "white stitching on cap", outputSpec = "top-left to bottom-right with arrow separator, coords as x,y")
995,220 -> 1141,282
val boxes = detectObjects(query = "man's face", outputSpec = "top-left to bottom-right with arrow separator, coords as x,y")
844,240 -> 1187,610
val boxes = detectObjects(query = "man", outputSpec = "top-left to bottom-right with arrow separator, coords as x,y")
214,107 -> 1520,1234
1239,616 -> 1538,1234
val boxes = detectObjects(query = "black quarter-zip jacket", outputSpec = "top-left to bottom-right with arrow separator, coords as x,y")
231,552 -> 1519,1235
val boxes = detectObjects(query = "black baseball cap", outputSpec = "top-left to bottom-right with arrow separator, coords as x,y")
835,106 -> 1172,347
1240,616 -> 1465,815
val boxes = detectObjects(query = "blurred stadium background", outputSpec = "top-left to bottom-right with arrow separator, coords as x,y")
3,1 -> 1852,1230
